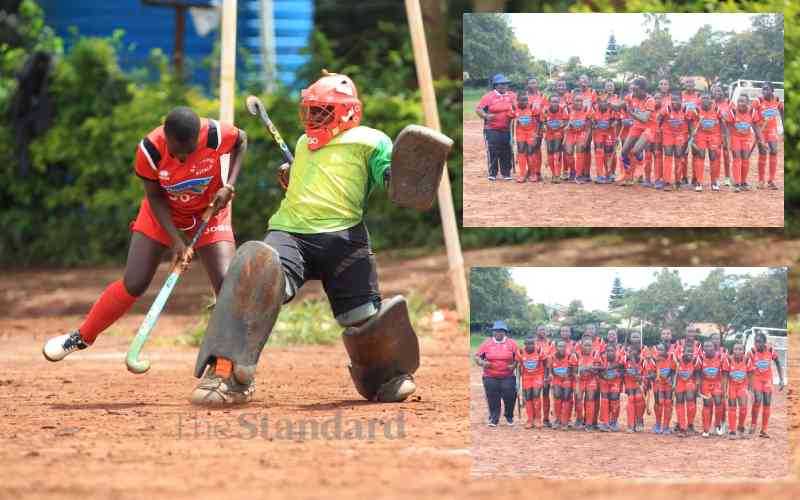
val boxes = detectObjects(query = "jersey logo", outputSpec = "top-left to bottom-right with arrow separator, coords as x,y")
685,102 -> 697,111
163,176 -> 214,195
762,108 -> 778,119
678,370 -> 692,379
730,370 -> 746,382
552,366 -> 568,377
547,119 -> 562,128
524,360 -> 538,370
159,170 -> 170,180
755,359 -> 770,371
735,121 -> 751,131
518,116 -> 532,126
700,118 -> 717,129
658,367 -> 671,378
669,119 -> 685,128
703,366 -> 719,378
569,119 -> 585,128
595,120 -> 609,129
621,118 -> 634,126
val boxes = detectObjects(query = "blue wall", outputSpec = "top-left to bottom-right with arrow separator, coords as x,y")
39,0 -> 312,90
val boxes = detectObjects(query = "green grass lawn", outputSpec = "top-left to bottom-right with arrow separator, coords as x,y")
471,333 -> 488,354
463,87 -> 484,122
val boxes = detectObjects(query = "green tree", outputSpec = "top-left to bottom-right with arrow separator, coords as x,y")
463,13 -> 532,85
619,14 -> 676,86
684,268 -> 739,336
673,25 -> 726,89
605,33 -> 619,64
608,276 -> 625,310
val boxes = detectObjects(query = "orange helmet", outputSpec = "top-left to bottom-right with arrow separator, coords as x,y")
300,70 -> 362,150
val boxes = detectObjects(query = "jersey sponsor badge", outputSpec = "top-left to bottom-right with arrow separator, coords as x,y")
658,367 -> 671,378
685,102 -> 697,111
518,115 -> 532,126
678,369 -> 692,379
524,359 -> 538,370
596,120 -> 609,129
730,370 -> 746,382
701,118 -> 717,129
553,366 -> 568,377
621,118 -> 634,127
703,366 -> 719,378
755,359 -> 770,371
669,118 -> 684,128
163,176 -> 214,195
605,368 -> 619,378
625,367 -> 639,376
735,121 -> 751,131
547,119 -> 562,128
570,119 -> 585,128
762,108 -> 778,119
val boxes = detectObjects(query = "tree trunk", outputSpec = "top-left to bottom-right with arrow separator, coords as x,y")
421,0 -> 450,79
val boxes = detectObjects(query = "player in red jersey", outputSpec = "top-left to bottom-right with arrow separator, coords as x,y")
754,83 -> 784,189
623,341 -> 647,432
526,79 -> 547,182
553,80 -> 574,180
533,325 -> 554,427
643,91 -> 665,188
597,343 -> 625,432
548,339 -> 577,430
674,340 -> 700,436
649,343 -> 675,434
573,75 -> 597,181
543,94 -> 570,183
602,81 -> 623,181
725,94 -> 764,192
591,95 -> 617,183
681,79 -> 702,114
526,78 -> 548,109
513,93 -> 543,183
690,93 -> 727,192
43,107 -> 247,361
660,92 -> 692,191
559,325 -> 576,354
749,332 -> 785,437
698,340 -> 726,437
723,342 -> 752,439
518,335 -> 548,429
574,337 -> 601,431
619,78 -> 656,186
708,332 -> 730,435
711,85 -> 733,187
565,97 -> 593,184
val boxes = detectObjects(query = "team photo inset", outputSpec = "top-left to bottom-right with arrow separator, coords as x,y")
463,13 -> 784,227
470,267 -> 789,480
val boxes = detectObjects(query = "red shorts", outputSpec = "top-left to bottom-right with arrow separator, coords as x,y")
515,128 -> 538,143
675,377 -> 697,393
131,198 -> 234,249
727,381 -> 748,400
762,130 -> 780,142
566,127 -> 590,147
752,377 -> 773,393
551,375 -> 574,390
654,380 -> 673,393
619,123 -> 633,140
521,375 -> 544,390
694,133 -> 721,149
592,131 -> 615,147
627,126 -> 656,143
544,130 -> 564,142
700,379 -> 723,397
575,377 -> 598,394
598,378 -> 622,394
662,133 -> 688,148
729,134 -> 753,152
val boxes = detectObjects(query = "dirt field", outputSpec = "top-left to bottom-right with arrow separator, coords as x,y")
470,363 -> 790,479
463,119 -> 784,227
2,239 -> 798,499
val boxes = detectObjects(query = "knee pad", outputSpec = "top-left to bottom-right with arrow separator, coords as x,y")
342,295 -> 419,401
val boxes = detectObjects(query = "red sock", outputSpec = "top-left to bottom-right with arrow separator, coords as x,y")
732,157 -> 742,185
565,154 -> 575,178
593,399 -> 600,425
758,153 -> 767,182
654,401 -> 662,428
562,398 -> 573,424
738,404 -> 747,431
710,156 -> 721,184
600,397 -> 609,425
769,155 -> 777,182
693,156 -> 705,184
549,153 -> 559,178
516,153 -> 528,181
727,405 -> 737,433
635,394 -> 645,422
525,399 -> 534,425
714,403 -> 724,428
679,156 -> 687,180
575,394 -> 584,422
532,153 -> 542,177
687,401 -> 697,428
584,150 -> 591,176
627,396 -> 636,429
664,154 -> 674,184
762,405 -> 771,432
655,150 -> 663,181
742,155 -> 751,183
702,404 -> 712,432
644,151 -> 653,181
611,398 -> 621,424
751,402 -> 761,428
79,279 -> 138,344
662,399 -> 673,429
594,150 -> 605,177
533,398 -> 542,426
676,401 -> 686,430
585,398 -> 595,426
543,393 -> 551,422
553,399 -> 562,425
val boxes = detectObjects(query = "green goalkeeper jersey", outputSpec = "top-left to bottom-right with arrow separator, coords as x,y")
268,126 -> 392,234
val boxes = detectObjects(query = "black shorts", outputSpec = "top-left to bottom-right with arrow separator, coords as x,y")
264,222 -> 381,318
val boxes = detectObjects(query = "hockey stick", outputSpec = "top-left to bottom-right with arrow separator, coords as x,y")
246,95 -> 294,164
126,205 -> 215,374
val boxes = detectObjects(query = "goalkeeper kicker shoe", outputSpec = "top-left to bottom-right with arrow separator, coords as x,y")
43,330 -> 88,362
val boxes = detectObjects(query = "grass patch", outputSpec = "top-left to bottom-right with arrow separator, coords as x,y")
178,289 -> 437,348
470,333 -> 488,354
463,88 -> 483,122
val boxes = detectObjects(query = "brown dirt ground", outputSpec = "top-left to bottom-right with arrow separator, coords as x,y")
463,119 -> 784,227
2,240 -> 798,499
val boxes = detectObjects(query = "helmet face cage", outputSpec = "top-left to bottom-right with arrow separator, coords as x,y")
300,103 -> 336,129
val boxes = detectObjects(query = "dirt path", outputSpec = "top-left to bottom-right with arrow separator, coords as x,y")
463,119 -> 784,227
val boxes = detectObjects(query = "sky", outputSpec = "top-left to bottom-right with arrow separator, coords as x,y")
510,267 -> 774,311
510,13 -> 756,67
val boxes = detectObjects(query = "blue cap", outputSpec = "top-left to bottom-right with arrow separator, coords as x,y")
492,74 -> 510,86
492,320 -> 509,332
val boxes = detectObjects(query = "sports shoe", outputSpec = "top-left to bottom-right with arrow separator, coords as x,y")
742,182 -> 751,190
728,432 -> 737,440
487,421 -> 497,427
641,180 -> 652,188
661,427 -> 672,435
711,182 -> 720,192
608,174 -> 616,182
595,176 -> 606,184
702,431 -> 710,438
375,374 -> 417,402
687,425 -> 697,434
759,430 -> 770,438
768,181 -> 778,190
574,419 -> 584,428
626,426 -> 635,433
43,330 -> 88,362
695,184 -> 703,192
505,416 -> 514,426
654,180 -> 664,190
715,426 -> 724,436
748,427 -> 757,435
723,177 -> 732,187
503,176 -> 513,181
584,425 -> 593,432
664,183 -> 673,192
543,419 -> 552,428
609,422 -> 620,432
487,176 -> 496,181
552,177 -> 561,184
734,184 -> 742,193
598,423 -> 610,432
190,359 -> 255,406
652,425 -> 662,434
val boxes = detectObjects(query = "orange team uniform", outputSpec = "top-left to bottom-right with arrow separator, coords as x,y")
623,355 -> 647,429
753,95 -> 783,183
750,345 -> 779,432
574,349 -> 601,425
627,94 -> 658,143
526,91 -> 547,114
652,355 -> 675,430
566,106 -> 592,177
660,107 -> 691,184
598,353 -> 624,425
549,352 -> 576,389
591,106 -> 616,178
518,345 -> 548,427
716,99 -> 733,177
681,91 -> 702,115
724,355 -> 752,432
513,102 -> 541,181
133,118 -> 240,248
698,353 -> 725,432
691,104 -> 725,184
674,355 -> 699,431
726,106 -> 762,185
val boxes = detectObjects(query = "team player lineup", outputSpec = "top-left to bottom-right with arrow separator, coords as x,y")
476,74 -> 783,192
475,323 -> 785,439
